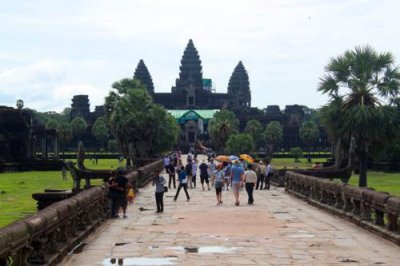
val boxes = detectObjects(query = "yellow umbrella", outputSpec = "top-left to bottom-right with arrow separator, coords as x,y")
240,154 -> 254,163
215,155 -> 231,163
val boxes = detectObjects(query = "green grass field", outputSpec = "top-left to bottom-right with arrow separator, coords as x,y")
0,159 -> 123,228
270,157 -> 328,169
348,172 -> 400,197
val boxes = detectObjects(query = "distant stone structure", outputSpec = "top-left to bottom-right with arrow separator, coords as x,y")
0,106 -> 62,171
70,95 -> 104,124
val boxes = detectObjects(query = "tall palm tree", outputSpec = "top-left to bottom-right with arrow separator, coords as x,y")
319,45 -> 400,187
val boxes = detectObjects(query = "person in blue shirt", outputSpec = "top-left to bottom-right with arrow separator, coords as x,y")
230,160 -> 244,206
174,166 -> 190,201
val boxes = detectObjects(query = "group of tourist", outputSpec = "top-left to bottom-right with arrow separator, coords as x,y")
153,153 -> 274,212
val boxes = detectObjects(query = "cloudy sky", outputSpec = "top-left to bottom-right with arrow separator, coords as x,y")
1,0 -> 399,112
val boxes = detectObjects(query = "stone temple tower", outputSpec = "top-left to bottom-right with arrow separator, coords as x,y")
227,61 -> 251,108
172,39 -> 203,107
133,59 -> 155,94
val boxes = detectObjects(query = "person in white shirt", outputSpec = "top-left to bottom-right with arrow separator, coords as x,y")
208,158 -> 217,187
243,164 -> 257,204
264,161 -> 273,190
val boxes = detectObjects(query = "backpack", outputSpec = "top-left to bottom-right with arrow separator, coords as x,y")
224,165 -> 231,176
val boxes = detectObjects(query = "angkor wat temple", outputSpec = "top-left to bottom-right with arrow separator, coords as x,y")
67,39 -> 328,151
131,39 -> 328,150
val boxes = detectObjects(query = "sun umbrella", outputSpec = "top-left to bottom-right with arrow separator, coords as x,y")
215,155 -> 231,163
229,155 -> 239,161
239,154 -> 254,163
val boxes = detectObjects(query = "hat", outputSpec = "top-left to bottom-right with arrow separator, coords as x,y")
234,160 -> 239,164
259,160 -> 263,164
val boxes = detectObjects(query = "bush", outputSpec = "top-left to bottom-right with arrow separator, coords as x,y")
290,147 -> 303,162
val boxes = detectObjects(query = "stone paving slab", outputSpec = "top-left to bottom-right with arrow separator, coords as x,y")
62,158 -> 400,266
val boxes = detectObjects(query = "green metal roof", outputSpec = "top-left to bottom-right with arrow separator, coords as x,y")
168,109 -> 219,122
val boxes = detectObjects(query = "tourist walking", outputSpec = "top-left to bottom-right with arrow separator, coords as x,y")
192,159 -> 198,188
153,169 -> 166,213
174,166 -> 190,201
107,172 -> 118,218
61,165 -> 67,181
264,161 -> 273,190
185,160 -> 193,189
163,155 -> 171,173
244,164 -> 257,204
223,162 -> 231,191
230,160 -> 244,206
208,158 -> 217,187
255,161 -> 266,190
214,164 -> 225,205
199,159 -> 210,191
167,163 -> 176,189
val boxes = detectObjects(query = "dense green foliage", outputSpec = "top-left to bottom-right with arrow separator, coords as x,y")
92,117 -> 110,150
105,78 -> 179,165
208,109 -> 239,153
264,121 -> 283,159
290,147 -> 303,162
299,120 -> 320,162
318,45 -> 400,187
225,133 -> 254,155
244,119 -> 264,150
70,116 -> 87,144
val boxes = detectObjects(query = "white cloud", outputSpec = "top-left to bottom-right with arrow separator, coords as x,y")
1,0 -> 400,111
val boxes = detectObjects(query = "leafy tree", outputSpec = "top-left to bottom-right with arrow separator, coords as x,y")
107,139 -> 118,152
208,109 -> 239,153
319,45 -> 400,187
92,117 -> 109,150
105,78 -> 179,166
299,121 -> 319,162
45,119 -> 58,130
225,133 -> 254,155
70,117 -> 87,144
57,122 -> 72,154
290,147 -> 303,162
264,121 -> 283,159
244,119 -> 263,150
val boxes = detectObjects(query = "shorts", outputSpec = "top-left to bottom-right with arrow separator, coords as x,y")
116,194 -> 127,209
215,181 -> 223,189
232,182 -> 241,193
215,187 -> 222,195
200,174 -> 209,184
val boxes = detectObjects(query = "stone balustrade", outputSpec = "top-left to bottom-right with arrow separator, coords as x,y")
0,159 -> 162,266
285,171 -> 400,245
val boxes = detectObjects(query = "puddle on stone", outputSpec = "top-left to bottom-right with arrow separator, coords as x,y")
287,233 -> 315,238
139,207 -> 152,211
101,257 -> 177,265
115,242 -> 131,246
148,245 -> 238,254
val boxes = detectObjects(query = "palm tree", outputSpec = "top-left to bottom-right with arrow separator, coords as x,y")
319,45 -> 400,187
209,110 -> 239,153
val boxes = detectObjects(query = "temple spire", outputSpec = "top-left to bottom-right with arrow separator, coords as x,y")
175,39 -> 203,91
133,59 -> 155,94
227,61 -> 251,107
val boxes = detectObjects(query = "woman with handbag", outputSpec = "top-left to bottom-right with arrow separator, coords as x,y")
152,169 -> 166,213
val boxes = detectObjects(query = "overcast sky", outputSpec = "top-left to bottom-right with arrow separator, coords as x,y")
1,0 -> 399,112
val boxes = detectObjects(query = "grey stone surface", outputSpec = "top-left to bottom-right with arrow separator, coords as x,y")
62,156 -> 400,266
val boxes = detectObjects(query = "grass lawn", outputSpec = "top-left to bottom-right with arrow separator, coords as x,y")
348,172 -> 400,197
0,159 -> 122,228
271,158 -> 400,197
270,158 -> 328,169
